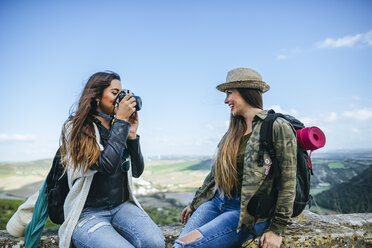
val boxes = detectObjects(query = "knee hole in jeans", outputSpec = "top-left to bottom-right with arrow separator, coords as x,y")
178,230 -> 203,244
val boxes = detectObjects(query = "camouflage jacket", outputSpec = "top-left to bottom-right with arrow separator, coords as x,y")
190,110 -> 297,235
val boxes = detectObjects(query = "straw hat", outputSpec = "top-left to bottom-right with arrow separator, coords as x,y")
216,67 -> 270,93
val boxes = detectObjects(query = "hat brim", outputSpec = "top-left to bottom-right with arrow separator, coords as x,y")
216,80 -> 270,93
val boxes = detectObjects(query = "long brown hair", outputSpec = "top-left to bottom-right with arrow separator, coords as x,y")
215,88 -> 263,196
60,71 -> 120,172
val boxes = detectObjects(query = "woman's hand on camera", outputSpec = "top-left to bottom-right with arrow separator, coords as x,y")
181,206 -> 194,224
116,93 -> 136,122
128,111 -> 139,139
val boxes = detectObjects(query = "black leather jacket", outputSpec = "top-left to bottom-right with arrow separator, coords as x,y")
84,117 -> 144,208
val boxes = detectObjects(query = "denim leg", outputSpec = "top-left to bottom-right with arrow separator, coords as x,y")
112,201 -> 165,248
72,207 -> 134,248
174,210 -> 270,248
178,200 -> 220,238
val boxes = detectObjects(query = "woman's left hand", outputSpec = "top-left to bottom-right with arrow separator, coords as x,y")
259,230 -> 282,248
128,111 -> 139,140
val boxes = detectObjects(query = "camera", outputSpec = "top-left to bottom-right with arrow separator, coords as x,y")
115,89 -> 142,112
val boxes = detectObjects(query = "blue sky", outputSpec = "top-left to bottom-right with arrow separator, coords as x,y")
1,0 -> 371,162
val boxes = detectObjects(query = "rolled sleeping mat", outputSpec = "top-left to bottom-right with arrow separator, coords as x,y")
296,127 -> 326,151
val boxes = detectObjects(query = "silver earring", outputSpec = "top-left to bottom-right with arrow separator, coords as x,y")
97,101 -> 100,107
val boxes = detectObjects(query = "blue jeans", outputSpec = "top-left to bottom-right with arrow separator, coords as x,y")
72,201 -> 165,248
173,190 -> 269,248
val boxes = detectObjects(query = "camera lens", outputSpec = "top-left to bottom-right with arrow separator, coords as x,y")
114,90 -> 142,112
134,96 -> 142,111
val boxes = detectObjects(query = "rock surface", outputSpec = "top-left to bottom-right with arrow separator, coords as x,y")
1,211 -> 371,247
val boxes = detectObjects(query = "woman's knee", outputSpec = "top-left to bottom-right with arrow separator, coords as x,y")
173,240 -> 186,248
140,230 -> 165,248
178,230 -> 203,243
173,230 -> 203,248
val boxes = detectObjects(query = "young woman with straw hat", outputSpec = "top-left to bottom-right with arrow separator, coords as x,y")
173,68 -> 297,248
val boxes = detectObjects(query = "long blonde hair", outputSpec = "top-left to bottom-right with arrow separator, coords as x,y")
60,71 -> 120,173
215,88 -> 263,197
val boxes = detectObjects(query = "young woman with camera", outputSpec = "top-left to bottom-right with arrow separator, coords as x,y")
58,71 -> 165,248
173,68 -> 297,248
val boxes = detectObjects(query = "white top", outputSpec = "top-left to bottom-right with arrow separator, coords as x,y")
58,122 -> 142,247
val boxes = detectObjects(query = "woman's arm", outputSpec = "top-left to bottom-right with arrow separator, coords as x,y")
189,163 -> 216,211
90,119 -> 131,174
269,118 -> 297,235
126,135 -> 144,178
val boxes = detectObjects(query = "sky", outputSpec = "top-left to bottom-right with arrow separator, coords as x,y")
0,0 -> 371,162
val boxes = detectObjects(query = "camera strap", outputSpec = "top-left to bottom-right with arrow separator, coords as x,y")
93,111 -> 114,121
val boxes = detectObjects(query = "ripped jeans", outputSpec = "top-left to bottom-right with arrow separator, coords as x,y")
173,190 -> 270,248
72,201 -> 165,248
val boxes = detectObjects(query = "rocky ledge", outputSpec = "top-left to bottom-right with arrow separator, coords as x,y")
1,211 -> 371,247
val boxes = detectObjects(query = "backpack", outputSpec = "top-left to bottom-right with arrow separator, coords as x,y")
45,148 -> 69,224
247,110 -> 314,219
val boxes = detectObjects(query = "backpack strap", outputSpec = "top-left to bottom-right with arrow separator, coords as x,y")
258,110 -> 283,191
258,110 -> 275,167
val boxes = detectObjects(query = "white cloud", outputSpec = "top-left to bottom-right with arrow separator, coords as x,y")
267,105 -> 317,125
364,30 -> 372,46
318,34 -> 361,48
298,112 -> 338,126
205,124 -> 214,130
317,30 -> 372,48
270,105 -> 283,113
224,120 -> 229,128
0,133 -> 36,143
351,128 -> 360,133
289,109 -> 298,116
193,138 -> 216,147
269,105 -> 298,116
300,109 -> 371,127
276,55 -> 287,60
299,117 -> 317,126
349,103 -> 358,108
343,108 -> 372,121
204,121 -> 231,131
325,112 -> 338,123
352,96 -> 360,101
276,48 -> 301,60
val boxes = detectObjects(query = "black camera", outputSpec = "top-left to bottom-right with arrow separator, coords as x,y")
115,89 -> 142,112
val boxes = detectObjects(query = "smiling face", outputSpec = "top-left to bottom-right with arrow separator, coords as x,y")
224,88 -> 251,116
96,79 -> 122,115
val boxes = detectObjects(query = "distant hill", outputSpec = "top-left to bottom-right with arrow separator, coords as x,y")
185,159 -> 213,171
310,158 -> 370,188
314,165 -> 372,213
0,159 -> 52,177
311,149 -> 372,160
